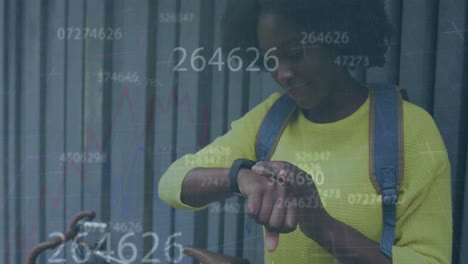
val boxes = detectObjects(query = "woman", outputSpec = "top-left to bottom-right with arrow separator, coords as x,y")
159,0 -> 452,263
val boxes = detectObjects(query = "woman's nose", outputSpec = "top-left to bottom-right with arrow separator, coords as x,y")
274,62 -> 295,86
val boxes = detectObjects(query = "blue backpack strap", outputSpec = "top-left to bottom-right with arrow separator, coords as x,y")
369,83 -> 404,258
256,93 -> 297,161
245,93 -> 296,234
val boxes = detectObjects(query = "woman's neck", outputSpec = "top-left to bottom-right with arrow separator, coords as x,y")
301,72 -> 368,124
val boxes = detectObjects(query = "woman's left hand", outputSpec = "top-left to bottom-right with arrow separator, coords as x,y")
184,246 -> 250,264
251,161 -> 332,242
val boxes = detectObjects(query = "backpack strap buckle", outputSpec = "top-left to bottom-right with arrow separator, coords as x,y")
377,166 -> 398,258
382,187 -> 398,205
378,167 -> 398,205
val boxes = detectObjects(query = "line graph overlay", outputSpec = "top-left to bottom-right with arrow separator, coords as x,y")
0,0 -> 8,262
108,1 -> 148,256
64,2 -> 86,264
152,0 -> 179,261
14,0 -> 43,262
39,2 -> 69,263
6,3 -> 212,262
81,8 -> 108,264
172,1 -> 204,261
6,0 -> 22,262
9,67 -> 210,264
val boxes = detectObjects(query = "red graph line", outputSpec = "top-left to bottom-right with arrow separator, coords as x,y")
4,87 -> 212,260
96,28 -> 150,59
2,86 -> 211,209
5,158 -> 78,261
88,87 -> 209,153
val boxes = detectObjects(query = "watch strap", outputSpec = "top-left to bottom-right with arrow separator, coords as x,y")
229,158 -> 256,196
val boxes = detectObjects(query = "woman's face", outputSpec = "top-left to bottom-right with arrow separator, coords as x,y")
257,14 -> 338,109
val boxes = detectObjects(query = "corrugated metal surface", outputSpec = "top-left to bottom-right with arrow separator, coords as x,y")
0,0 -> 466,263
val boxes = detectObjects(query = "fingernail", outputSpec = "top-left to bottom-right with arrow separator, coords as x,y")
265,237 -> 273,250
265,232 -> 279,252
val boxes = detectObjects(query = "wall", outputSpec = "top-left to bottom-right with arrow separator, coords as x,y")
0,0 -> 466,263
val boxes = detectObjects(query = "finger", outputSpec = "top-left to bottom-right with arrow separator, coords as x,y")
184,246 -> 250,264
254,161 -> 300,187
265,230 -> 280,252
281,170 -> 295,186
251,162 -> 275,177
246,192 -> 262,219
252,163 -> 290,186
253,161 -> 292,177
267,197 -> 287,232
257,193 -> 274,226
183,246 -> 213,263
283,199 -> 298,233
277,169 -> 291,184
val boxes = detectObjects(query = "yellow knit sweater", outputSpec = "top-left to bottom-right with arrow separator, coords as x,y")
158,92 -> 452,263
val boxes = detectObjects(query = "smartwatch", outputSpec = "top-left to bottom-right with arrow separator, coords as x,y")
229,158 -> 256,196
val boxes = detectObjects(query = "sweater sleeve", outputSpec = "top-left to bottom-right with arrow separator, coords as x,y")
392,104 -> 453,263
392,158 -> 452,263
158,92 -> 282,211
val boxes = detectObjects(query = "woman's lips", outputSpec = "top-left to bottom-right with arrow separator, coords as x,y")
287,87 -> 301,97
286,82 -> 310,97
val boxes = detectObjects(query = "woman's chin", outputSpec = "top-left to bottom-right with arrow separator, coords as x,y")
291,96 -> 320,109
